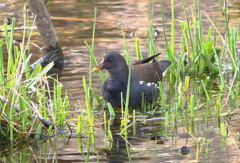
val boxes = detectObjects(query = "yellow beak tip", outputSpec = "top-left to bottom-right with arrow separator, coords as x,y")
92,67 -> 101,72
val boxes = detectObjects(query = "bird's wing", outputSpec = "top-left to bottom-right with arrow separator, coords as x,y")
133,53 -> 161,65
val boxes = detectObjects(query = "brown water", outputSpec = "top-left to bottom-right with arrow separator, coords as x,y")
0,0 -> 240,162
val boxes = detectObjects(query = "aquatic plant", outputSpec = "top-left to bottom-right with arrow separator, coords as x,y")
0,18 -> 69,141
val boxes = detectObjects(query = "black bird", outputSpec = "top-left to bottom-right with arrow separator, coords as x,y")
93,52 -> 171,107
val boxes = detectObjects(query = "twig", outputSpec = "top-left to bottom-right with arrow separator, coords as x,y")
0,26 -> 37,32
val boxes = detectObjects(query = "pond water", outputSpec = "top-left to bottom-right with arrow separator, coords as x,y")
0,0 -> 240,162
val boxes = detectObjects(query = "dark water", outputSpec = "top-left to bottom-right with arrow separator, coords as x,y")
0,0 -> 240,162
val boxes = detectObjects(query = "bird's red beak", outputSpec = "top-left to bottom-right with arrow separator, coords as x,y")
92,59 -> 104,72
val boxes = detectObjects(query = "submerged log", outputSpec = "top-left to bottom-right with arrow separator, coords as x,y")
27,0 -> 64,73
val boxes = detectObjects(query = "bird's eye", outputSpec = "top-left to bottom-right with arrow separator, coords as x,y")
106,59 -> 112,63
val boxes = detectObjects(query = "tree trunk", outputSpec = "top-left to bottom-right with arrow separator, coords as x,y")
28,0 -> 64,73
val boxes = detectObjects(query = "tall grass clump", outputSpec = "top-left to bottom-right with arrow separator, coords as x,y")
0,19 -> 69,141
156,0 -> 240,147
160,0 -> 224,88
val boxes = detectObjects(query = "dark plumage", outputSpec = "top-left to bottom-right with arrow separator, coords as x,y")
93,52 -> 171,107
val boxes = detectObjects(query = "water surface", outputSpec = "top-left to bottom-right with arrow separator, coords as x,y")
0,0 -> 239,162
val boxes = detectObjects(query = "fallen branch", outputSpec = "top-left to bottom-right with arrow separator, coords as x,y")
0,95 -> 67,134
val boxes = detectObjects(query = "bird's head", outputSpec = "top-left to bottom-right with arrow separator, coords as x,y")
92,52 -> 128,75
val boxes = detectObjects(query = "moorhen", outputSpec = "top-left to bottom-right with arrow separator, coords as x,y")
92,52 -> 171,107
